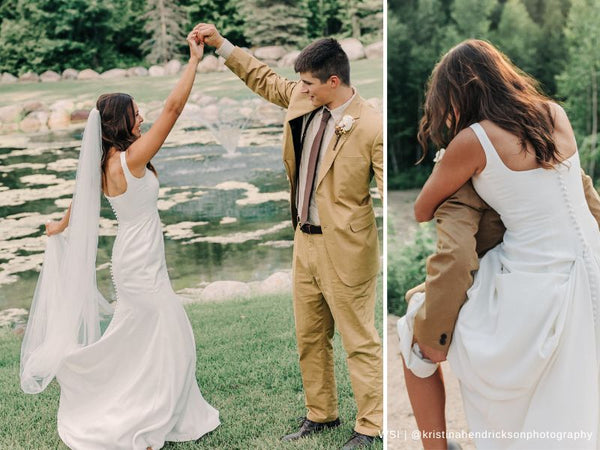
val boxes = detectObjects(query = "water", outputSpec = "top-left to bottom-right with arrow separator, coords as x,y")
0,128 -> 294,310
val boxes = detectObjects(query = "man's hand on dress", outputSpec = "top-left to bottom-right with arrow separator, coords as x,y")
193,23 -> 224,49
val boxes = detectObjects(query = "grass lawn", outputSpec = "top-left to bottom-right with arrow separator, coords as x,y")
0,58 -> 383,108
0,290 -> 383,449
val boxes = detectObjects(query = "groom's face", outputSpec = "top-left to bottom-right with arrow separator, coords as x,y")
299,72 -> 333,107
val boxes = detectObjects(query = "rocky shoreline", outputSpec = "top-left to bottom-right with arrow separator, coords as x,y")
0,270 -> 293,333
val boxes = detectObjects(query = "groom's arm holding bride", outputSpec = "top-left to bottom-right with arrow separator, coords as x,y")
409,162 -> 600,363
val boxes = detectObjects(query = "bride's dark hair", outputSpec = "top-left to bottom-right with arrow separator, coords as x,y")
96,93 -> 156,186
417,39 -> 558,167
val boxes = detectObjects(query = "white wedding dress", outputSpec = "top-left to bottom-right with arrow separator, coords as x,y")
400,122 -> 600,449
55,151 -> 220,449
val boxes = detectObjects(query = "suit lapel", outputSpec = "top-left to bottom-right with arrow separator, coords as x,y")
315,95 -> 363,189
285,94 -> 319,186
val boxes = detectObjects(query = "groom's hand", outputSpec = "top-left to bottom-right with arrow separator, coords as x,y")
193,23 -> 224,49
418,341 -> 447,363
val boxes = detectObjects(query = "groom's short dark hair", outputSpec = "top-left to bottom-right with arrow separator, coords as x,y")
295,38 -> 350,86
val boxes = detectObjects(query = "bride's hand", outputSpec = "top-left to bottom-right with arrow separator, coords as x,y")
45,220 -> 64,236
418,341 -> 447,363
187,30 -> 204,62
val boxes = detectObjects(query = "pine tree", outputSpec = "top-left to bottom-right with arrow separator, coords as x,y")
444,0 -> 495,47
241,0 -> 308,48
558,0 -> 600,177
141,0 -> 188,64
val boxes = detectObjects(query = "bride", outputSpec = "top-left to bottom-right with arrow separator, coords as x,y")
401,39 -> 600,448
19,29 -> 220,449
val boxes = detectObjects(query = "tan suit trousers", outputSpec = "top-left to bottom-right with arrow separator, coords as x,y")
292,225 -> 382,436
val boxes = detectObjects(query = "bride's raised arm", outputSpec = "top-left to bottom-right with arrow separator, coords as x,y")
414,127 -> 486,222
125,30 -> 204,173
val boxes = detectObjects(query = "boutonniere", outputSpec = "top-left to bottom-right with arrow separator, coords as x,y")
335,115 -> 354,136
433,148 -> 446,163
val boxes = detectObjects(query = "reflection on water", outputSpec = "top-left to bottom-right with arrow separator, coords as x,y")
0,133 -> 295,310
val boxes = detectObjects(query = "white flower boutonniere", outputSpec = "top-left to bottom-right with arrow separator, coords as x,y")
335,115 -> 354,136
433,148 -> 446,163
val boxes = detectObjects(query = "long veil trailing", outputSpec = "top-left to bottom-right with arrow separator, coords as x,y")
20,109 -> 113,394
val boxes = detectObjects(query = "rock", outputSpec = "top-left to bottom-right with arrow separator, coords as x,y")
62,68 -> 79,80
13,323 -> 26,337
20,111 -> 49,133
279,50 -> 301,67
23,101 -> 44,115
256,102 -> 286,126
259,271 -> 292,295
340,38 -> 366,61
19,71 -> 39,82
48,109 -> 71,130
218,97 -> 237,106
70,109 -> 90,122
127,66 -> 148,77
190,93 -> 217,106
0,122 -> 19,133
0,104 -> 24,123
262,59 -> 279,68
365,41 -> 383,59
101,68 -> 128,79
197,55 -> 219,73
77,69 -> 100,80
217,56 -> 227,71
51,99 -> 75,111
148,65 -> 166,77
164,59 -> 181,75
40,70 -> 61,82
0,308 -> 28,327
202,280 -> 251,302
1,73 -> 17,83
254,45 -> 287,61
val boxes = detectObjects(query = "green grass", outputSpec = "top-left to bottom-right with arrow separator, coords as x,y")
0,58 -> 383,108
0,291 -> 383,449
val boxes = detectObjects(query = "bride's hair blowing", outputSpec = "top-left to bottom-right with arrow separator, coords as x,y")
417,39 -> 558,167
96,93 -> 156,184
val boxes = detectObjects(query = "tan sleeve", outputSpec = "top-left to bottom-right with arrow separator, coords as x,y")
413,182 -> 489,352
371,128 -> 383,201
224,47 -> 297,109
582,169 -> 600,229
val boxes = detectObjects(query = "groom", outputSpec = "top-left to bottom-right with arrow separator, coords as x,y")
194,24 -> 383,448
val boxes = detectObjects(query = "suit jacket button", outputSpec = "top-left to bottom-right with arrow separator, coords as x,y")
439,333 -> 447,345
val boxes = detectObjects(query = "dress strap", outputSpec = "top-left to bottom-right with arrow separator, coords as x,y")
469,122 -> 504,170
119,151 -> 135,181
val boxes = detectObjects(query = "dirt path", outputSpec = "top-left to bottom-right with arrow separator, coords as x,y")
387,190 -> 475,449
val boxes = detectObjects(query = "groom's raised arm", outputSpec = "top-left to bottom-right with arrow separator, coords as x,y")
194,24 -> 296,109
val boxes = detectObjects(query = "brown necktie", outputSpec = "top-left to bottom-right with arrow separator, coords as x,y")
300,108 -> 331,224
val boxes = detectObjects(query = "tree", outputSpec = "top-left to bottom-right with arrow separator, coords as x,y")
492,0 -> 541,77
184,0 -> 248,49
443,0 -> 495,48
241,0 -> 308,48
558,0 -> 600,177
141,0 -> 188,64
306,0 -> 343,39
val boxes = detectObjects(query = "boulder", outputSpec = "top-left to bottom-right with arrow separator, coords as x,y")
256,102 -> 285,126
1,73 -> 17,83
258,272 -> 292,295
197,55 -> 219,73
19,71 -> 39,82
62,68 -> 79,80
51,99 -> 75,111
148,65 -> 166,77
217,56 -> 227,71
201,280 -> 251,301
0,122 -> 19,133
218,97 -> 237,107
40,70 -> 61,82
20,111 -> 49,133
127,66 -> 148,77
165,59 -> 181,75
48,109 -> 71,130
254,45 -> 286,61
365,41 -> 383,59
0,308 -> 28,327
279,50 -> 301,68
0,104 -> 24,123
77,69 -> 100,80
190,93 -> 218,106
100,68 -> 128,79
70,109 -> 90,122
23,101 -> 44,115
340,38 -> 366,61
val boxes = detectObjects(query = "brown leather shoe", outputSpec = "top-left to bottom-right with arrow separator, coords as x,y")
281,417 -> 341,441
341,431 -> 376,449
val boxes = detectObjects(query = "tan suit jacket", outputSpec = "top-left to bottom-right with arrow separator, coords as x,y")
411,170 -> 600,352
225,47 -> 383,287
